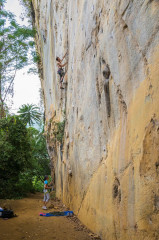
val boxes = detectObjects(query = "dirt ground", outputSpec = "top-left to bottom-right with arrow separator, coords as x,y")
0,193 -> 100,240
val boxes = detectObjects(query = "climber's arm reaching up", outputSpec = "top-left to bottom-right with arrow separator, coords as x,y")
61,51 -> 68,62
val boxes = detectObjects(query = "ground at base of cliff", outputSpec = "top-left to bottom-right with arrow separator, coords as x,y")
0,193 -> 100,240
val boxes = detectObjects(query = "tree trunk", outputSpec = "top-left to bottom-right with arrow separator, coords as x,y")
0,73 -> 4,119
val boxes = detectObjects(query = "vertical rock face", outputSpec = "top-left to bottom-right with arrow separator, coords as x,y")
32,0 -> 159,239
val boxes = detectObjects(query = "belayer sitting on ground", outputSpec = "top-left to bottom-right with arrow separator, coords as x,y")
56,52 -> 68,89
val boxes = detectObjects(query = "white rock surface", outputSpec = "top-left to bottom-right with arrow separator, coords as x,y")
32,0 -> 159,239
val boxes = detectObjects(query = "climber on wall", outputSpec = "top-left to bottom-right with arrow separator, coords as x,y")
56,52 -> 68,89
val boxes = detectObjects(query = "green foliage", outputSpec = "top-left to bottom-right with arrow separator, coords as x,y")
49,112 -> 66,144
27,126 -> 50,178
54,120 -> 66,143
32,176 -> 44,192
15,171 -> 35,196
32,52 -> 41,64
18,104 -> 42,126
47,111 -> 66,144
0,115 -> 50,199
0,116 -> 32,198
0,7 -> 36,75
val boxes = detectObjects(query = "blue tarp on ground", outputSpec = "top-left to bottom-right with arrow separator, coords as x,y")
39,211 -> 74,217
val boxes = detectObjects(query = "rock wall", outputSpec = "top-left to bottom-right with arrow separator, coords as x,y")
32,0 -> 159,239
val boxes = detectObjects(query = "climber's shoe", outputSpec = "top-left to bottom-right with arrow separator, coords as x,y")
42,206 -> 47,210
60,87 -> 65,89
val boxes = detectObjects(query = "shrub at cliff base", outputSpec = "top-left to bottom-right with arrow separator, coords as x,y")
0,116 -> 33,198
0,116 -> 51,198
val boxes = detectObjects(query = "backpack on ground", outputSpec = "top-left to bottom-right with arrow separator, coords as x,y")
0,208 -> 17,219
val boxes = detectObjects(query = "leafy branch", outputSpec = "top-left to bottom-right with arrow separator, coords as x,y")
0,0 -> 39,117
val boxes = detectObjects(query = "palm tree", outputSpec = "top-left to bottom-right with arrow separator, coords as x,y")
18,104 -> 42,126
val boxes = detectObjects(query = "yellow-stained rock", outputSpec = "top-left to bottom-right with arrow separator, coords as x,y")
31,0 -> 159,239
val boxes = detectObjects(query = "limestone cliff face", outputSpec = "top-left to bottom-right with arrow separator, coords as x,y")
32,0 -> 159,239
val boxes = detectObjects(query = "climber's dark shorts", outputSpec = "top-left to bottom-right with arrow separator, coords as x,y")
57,68 -> 65,82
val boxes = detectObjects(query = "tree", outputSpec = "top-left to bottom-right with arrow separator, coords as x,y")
0,116 -> 32,198
0,0 -> 38,118
0,115 -> 50,198
20,0 -> 35,24
18,103 -> 42,126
